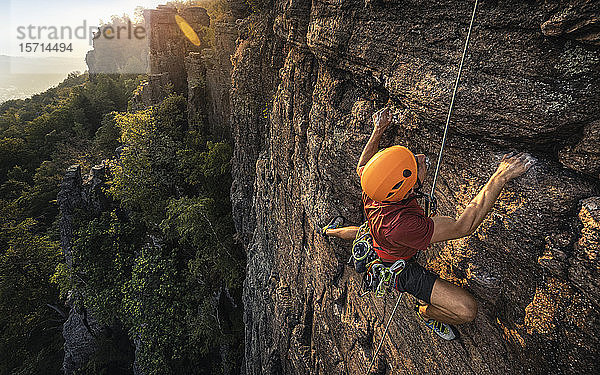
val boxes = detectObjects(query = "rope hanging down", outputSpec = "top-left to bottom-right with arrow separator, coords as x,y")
365,293 -> 404,374
430,0 -> 480,199
365,1 -> 479,374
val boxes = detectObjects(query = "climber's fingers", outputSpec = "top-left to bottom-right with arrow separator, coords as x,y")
502,151 -> 516,161
498,151 -> 536,181
372,107 -> 384,123
372,107 -> 392,132
523,154 -> 537,170
372,107 -> 389,122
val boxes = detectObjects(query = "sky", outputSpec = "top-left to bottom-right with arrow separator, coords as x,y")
0,0 -> 165,100
1,1 -> 165,69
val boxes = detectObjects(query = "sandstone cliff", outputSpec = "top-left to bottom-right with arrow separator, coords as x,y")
64,0 -> 599,373
228,1 -> 600,374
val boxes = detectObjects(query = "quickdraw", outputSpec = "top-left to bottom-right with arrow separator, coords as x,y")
408,166 -> 438,217
424,193 -> 438,218
350,222 -> 407,297
366,258 -> 407,297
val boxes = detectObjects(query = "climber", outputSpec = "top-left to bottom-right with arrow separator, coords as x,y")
323,107 -> 536,340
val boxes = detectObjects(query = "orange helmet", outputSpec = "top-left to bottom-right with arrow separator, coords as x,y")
361,146 -> 418,202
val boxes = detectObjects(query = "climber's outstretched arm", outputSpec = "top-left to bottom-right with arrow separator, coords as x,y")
430,152 -> 536,243
356,107 -> 392,174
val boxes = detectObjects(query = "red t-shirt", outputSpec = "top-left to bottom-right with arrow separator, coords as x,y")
358,167 -> 434,261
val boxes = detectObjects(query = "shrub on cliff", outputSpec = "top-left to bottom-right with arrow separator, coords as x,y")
0,72 -> 142,375
0,219 -> 63,375
108,108 -> 180,225
54,93 -> 244,374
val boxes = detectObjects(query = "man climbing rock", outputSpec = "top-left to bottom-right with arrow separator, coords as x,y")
323,107 -> 536,340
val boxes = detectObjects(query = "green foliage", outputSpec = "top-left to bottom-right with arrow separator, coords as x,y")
50,209 -> 142,374
17,161 -> 63,228
1,66 -> 244,374
94,112 -> 122,158
108,108 -> 180,225
0,71 -> 142,374
69,210 -> 143,325
122,243 -> 190,374
161,196 -> 243,289
244,0 -> 272,13
100,93 -> 243,374
0,219 -> 63,375
154,94 -> 188,142
1,73 -> 143,183
178,135 -> 232,202
0,137 -> 26,181
50,262 -> 71,299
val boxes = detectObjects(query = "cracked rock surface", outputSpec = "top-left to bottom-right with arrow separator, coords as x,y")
58,165 -> 108,374
229,0 -> 600,374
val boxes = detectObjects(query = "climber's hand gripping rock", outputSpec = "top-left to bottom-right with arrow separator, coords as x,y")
495,152 -> 536,182
372,107 -> 392,134
357,107 -> 393,172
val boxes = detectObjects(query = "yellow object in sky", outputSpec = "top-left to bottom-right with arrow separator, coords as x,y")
175,14 -> 201,46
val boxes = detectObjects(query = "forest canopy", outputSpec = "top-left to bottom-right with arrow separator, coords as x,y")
1,69 -> 244,374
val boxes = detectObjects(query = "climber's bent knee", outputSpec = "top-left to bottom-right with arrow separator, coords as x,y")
430,278 -> 478,324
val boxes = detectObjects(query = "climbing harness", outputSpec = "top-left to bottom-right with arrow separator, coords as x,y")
350,222 -> 406,297
365,1 -> 480,373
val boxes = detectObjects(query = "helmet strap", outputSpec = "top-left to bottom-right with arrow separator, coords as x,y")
400,178 -> 426,204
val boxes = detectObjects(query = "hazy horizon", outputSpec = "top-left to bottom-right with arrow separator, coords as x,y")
0,54 -> 88,104
0,0 -> 164,103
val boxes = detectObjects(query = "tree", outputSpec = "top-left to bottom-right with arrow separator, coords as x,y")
0,219 -> 63,375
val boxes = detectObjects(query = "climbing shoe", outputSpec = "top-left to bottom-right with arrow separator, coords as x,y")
320,216 -> 345,236
414,305 -> 457,341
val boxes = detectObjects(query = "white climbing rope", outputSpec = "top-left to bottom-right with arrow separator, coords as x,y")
365,292 -> 404,374
365,1 -> 479,373
430,0 -> 480,197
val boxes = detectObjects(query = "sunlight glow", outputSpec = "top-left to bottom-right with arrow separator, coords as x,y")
175,14 -> 201,47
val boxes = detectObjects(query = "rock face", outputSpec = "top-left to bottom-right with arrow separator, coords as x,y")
568,197 -> 600,309
85,19 -> 148,75
132,5 -> 211,107
186,21 -> 238,140
541,0 -> 600,46
129,73 -> 173,110
62,307 -> 102,374
133,4 -> 236,141
228,1 -> 600,374
58,165 -> 109,374
559,119 -> 600,178
201,21 -> 239,140
144,5 -> 209,93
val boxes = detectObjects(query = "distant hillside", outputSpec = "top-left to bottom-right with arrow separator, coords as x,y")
0,55 -> 87,104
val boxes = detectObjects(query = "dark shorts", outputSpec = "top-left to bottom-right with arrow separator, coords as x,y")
388,259 -> 438,303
